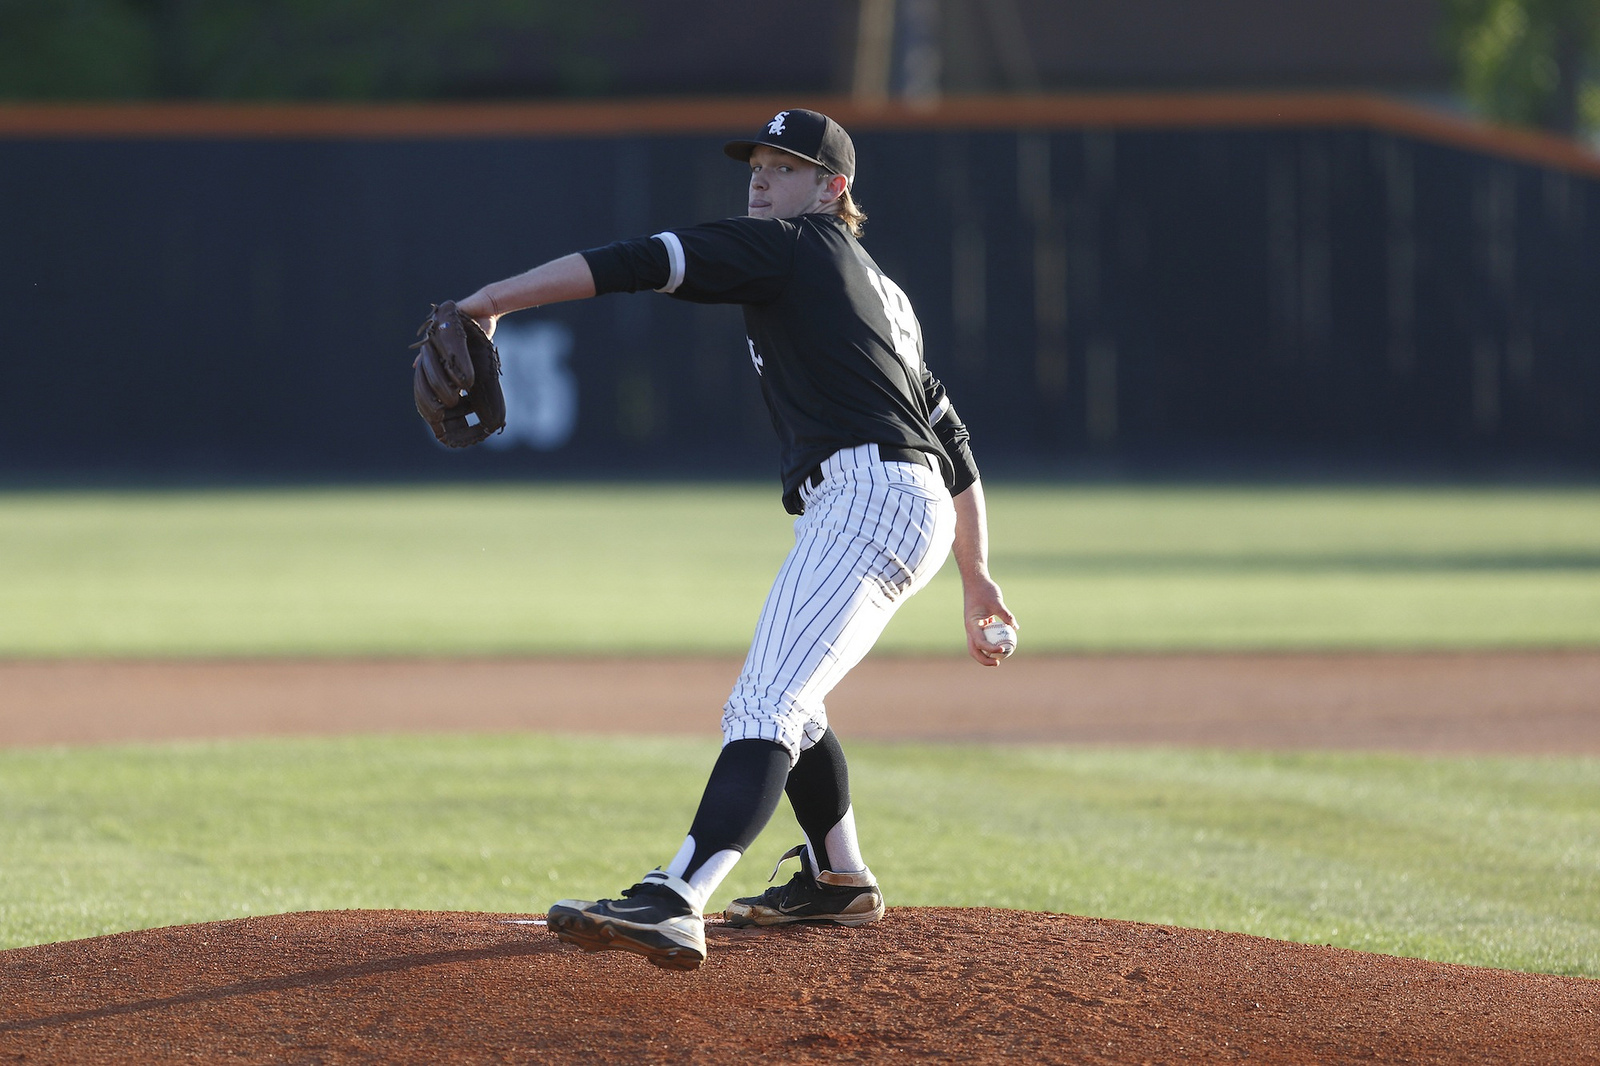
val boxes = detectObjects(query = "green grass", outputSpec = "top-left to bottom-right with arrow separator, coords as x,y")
1,735 -> 1595,978
3,483 -> 1600,656
4,484 -> 1597,978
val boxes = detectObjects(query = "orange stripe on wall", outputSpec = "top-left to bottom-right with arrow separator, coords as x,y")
3,92 -> 1598,179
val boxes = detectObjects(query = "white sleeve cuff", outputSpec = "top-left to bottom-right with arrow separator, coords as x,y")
652,231 -> 686,293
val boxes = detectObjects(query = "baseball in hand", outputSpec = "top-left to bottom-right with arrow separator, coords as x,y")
978,615 -> 1017,658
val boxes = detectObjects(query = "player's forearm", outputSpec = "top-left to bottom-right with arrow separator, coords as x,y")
952,478 -> 1017,664
951,479 -> 994,586
458,253 -> 597,321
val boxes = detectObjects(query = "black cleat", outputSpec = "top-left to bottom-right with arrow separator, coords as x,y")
547,882 -> 707,971
724,845 -> 885,928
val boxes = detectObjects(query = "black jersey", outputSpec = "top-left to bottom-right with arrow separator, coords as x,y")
583,213 -> 979,512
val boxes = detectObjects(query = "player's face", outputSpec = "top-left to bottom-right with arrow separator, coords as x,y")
747,146 -> 832,220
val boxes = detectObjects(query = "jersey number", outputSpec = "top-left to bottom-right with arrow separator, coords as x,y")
867,270 -> 923,376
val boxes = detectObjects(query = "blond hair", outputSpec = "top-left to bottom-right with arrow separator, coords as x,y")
817,169 -> 867,237
836,186 -> 867,237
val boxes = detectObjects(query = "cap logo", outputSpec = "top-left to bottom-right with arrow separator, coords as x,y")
766,111 -> 789,136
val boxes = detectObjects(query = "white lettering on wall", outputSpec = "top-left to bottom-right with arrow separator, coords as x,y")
485,320 -> 578,451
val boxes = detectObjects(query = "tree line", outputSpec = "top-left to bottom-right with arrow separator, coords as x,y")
2,0 -> 1596,140
0,0 -> 620,100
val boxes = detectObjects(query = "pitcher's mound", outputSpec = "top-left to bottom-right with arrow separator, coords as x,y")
1,908 -> 1593,1064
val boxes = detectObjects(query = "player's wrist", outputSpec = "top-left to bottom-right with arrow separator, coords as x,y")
457,292 -> 492,320
958,567 -> 997,593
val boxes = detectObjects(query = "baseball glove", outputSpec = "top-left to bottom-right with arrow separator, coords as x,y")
410,300 -> 506,448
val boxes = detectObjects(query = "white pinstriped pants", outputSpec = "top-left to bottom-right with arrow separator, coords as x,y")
722,444 -> 957,763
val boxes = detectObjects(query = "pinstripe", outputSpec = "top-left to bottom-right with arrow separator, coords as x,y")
764,527 -> 863,701
746,519 -> 826,682
723,445 -> 955,761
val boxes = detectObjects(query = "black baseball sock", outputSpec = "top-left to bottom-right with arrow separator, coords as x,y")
684,738 -> 791,871
644,738 -> 790,910
784,729 -> 854,872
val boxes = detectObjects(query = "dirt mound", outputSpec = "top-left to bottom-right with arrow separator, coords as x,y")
2,908 -> 1594,1064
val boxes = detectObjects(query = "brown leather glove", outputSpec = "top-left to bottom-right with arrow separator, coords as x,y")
410,300 -> 506,448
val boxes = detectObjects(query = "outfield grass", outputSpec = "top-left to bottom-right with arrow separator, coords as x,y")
1,734 -> 1594,978
3,483 -> 1600,656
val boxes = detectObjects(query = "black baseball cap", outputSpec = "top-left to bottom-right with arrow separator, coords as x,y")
724,108 -> 856,180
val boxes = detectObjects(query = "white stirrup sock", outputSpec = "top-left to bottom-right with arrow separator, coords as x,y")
644,834 -> 741,914
808,806 -> 868,877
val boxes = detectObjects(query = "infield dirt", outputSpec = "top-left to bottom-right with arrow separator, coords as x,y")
2,652 -> 1597,1063
6,650 -> 1600,752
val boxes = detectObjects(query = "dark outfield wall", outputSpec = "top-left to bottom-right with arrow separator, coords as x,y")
2,104 -> 1596,482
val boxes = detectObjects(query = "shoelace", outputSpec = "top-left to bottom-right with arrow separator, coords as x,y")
617,881 -> 696,914
620,882 -> 669,900
766,843 -> 810,883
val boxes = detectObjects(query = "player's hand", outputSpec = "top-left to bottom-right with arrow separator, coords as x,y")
963,579 -> 1017,667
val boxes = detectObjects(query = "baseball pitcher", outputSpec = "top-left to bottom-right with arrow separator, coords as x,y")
443,108 -> 1017,970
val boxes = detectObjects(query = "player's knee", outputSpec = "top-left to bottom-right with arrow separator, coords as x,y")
721,703 -> 810,766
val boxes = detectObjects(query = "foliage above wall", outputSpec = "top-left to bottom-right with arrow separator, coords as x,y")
0,0 -> 624,100
1444,0 -> 1600,137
